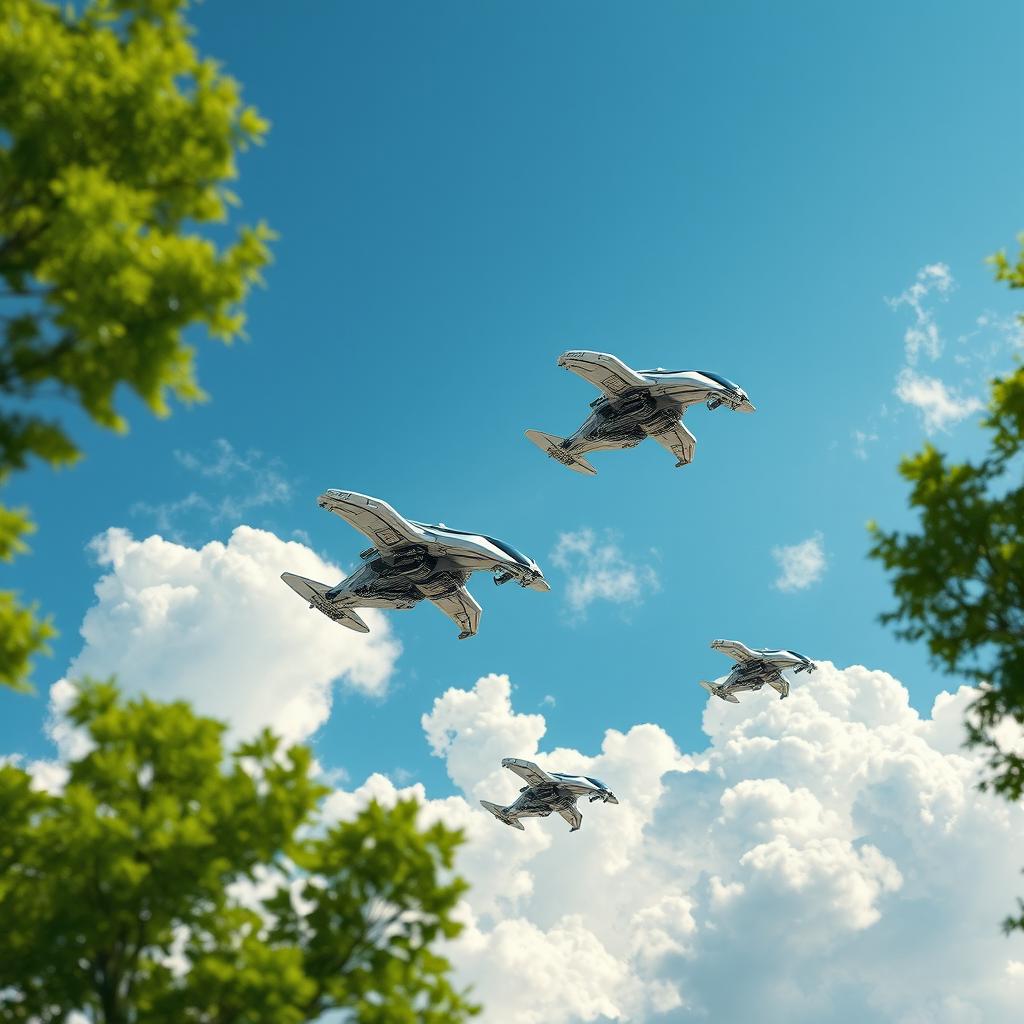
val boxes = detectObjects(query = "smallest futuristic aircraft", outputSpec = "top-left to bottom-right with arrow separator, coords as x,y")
480,757 -> 618,833
698,638 -> 817,704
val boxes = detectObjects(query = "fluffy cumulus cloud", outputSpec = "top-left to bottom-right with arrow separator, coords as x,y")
323,667 -> 1024,1023
550,528 -> 659,616
894,368 -> 984,434
771,531 -> 827,592
48,526 -> 401,750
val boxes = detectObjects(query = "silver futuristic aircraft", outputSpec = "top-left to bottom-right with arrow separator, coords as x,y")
480,757 -> 618,833
698,638 -> 817,704
525,350 -> 755,475
281,490 -> 549,640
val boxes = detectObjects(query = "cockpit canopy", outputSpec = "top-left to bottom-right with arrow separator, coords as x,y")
486,535 -> 533,567
639,368 -> 742,393
551,771 -> 610,790
411,522 -> 535,568
695,370 -> 741,392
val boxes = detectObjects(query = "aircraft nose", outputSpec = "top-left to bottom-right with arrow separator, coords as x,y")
737,396 -> 756,413
528,576 -> 551,593
606,793 -> 619,805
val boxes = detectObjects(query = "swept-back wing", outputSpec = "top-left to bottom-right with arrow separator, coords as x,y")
713,640 -> 758,664
644,418 -> 697,467
557,804 -> 583,832
501,757 -> 555,788
424,584 -> 482,640
557,351 -> 647,399
764,671 -> 790,698
318,490 -> 422,554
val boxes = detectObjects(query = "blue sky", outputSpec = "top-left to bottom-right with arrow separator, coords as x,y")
3,0 -> 1023,800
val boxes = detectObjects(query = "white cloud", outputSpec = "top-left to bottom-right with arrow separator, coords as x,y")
894,368 -> 984,434
958,311 -> 1024,359
772,532 -> 827,592
550,528 -> 659,616
0,754 -> 68,794
882,264 -> 995,435
133,439 -> 292,539
326,667 -> 1024,1023
886,262 -> 955,365
48,526 -> 401,750
852,429 -> 879,460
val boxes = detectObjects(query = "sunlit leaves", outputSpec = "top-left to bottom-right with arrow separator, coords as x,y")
0,590 -> 52,691
0,0 -> 273,691
0,683 -> 476,1022
0,507 -> 51,691
869,363 -> 1024,931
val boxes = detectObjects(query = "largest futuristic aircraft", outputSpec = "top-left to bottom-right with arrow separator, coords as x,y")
526,350 -> 755,474
281,490 -> 548,640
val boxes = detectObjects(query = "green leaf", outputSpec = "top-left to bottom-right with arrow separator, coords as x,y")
869,362 -> 1024,931
0,682 -> 477,1021
0,0 -> 274,691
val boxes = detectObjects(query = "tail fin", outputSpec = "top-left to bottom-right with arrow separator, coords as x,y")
281,572 -> 370,633
524,430 -> 597,476
480,800 -> 526,830
335,608 -> 370,633
697,679 -> 740,704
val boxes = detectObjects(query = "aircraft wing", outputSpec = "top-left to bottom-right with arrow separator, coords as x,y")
765,671 -> 790,698
557,804 -> 583,832
502,757 -> 555,788
643,417 -> 697,467
423,584 -> 482,640
557,351 -> 647,399
714,640 -> 758,664
318,491 -> 422,554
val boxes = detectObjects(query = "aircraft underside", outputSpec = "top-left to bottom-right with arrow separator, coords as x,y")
497,787 -> 584,831
568,393 -> 685,454
331,559 -> 472,612
722,667 -> 789,699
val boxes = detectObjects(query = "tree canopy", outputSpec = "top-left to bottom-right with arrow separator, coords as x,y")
869,242 -> 1024,931
0,681 -> 477,1022
0,0 -> 272,691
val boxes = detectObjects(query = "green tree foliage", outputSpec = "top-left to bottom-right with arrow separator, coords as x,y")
869,357 -> 1024,931
0,682 -> 477,1022
992,231 -> 1024,292
0,0 -> 273,691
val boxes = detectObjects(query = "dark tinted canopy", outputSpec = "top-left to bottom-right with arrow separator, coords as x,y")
552,771 -> 609,790
486,536 -> 532,566
696,370 -> 741,391
414,521 -> 532,567
640,368 -> 741,392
